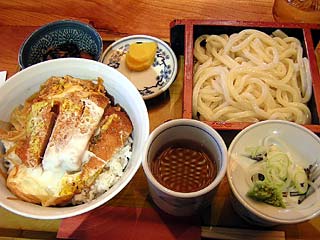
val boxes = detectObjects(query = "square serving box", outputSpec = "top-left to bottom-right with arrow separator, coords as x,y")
170,20 -> 320,134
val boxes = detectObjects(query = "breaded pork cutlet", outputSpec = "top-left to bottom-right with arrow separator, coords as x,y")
14,101 -> 57,167
6,153 -> 107,207
89,105 -> 133,161
42,92 -> 110,172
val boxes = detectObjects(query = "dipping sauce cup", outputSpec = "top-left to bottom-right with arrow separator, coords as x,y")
142,119 -> 227,216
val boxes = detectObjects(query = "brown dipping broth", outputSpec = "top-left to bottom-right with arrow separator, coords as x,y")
150,139 -> 217,193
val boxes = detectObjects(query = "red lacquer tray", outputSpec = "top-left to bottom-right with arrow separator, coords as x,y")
170,20 -> 320,134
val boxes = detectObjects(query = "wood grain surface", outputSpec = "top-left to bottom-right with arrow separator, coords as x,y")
0,1 -> 320,239
0,0 -> 274,78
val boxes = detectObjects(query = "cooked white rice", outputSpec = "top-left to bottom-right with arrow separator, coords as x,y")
72,137 -> 133,205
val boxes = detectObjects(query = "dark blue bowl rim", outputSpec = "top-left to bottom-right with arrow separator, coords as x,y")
18,19 -> 103,69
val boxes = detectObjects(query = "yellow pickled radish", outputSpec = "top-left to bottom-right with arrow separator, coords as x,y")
125,42 -> 157,71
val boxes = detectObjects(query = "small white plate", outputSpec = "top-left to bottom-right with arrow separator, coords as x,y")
100,35 -> 178,100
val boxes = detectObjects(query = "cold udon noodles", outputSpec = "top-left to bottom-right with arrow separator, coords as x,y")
193,29 -> 312,124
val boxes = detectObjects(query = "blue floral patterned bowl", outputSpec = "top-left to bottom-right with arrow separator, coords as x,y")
18,20 -> 103,69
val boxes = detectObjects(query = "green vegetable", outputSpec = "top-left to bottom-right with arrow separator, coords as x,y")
245,146 -> 267,161
246,143 -> 310,208
247,180 -> 286,208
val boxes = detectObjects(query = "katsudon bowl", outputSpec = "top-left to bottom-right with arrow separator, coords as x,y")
0,58 -> 149,219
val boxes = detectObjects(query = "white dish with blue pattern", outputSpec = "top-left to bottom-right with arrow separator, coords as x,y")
100,35 -> 178,100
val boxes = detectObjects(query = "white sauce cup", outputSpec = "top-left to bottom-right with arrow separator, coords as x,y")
142,119 -> 227,216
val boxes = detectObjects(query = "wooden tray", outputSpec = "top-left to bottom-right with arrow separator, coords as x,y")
170,20 -> 320,133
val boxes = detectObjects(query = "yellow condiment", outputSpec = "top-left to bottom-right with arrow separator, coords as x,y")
125,42 -> 157,71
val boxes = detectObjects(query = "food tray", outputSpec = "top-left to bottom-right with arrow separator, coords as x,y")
170,20 -> 320,133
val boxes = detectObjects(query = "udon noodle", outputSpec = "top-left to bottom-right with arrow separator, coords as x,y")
193,29 -> 312,124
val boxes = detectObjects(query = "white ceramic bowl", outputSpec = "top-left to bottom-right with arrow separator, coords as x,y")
227,120 -> 320,226
0,58 -> 149,219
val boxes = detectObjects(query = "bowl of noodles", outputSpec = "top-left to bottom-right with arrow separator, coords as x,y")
170,20 -> 320,133
227,120 -> 320,226
0,58 -> 149,219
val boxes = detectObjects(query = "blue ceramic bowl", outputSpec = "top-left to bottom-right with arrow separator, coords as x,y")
18,20 -> 103,69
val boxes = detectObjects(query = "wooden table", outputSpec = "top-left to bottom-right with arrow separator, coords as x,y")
0,1 -> 320,239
